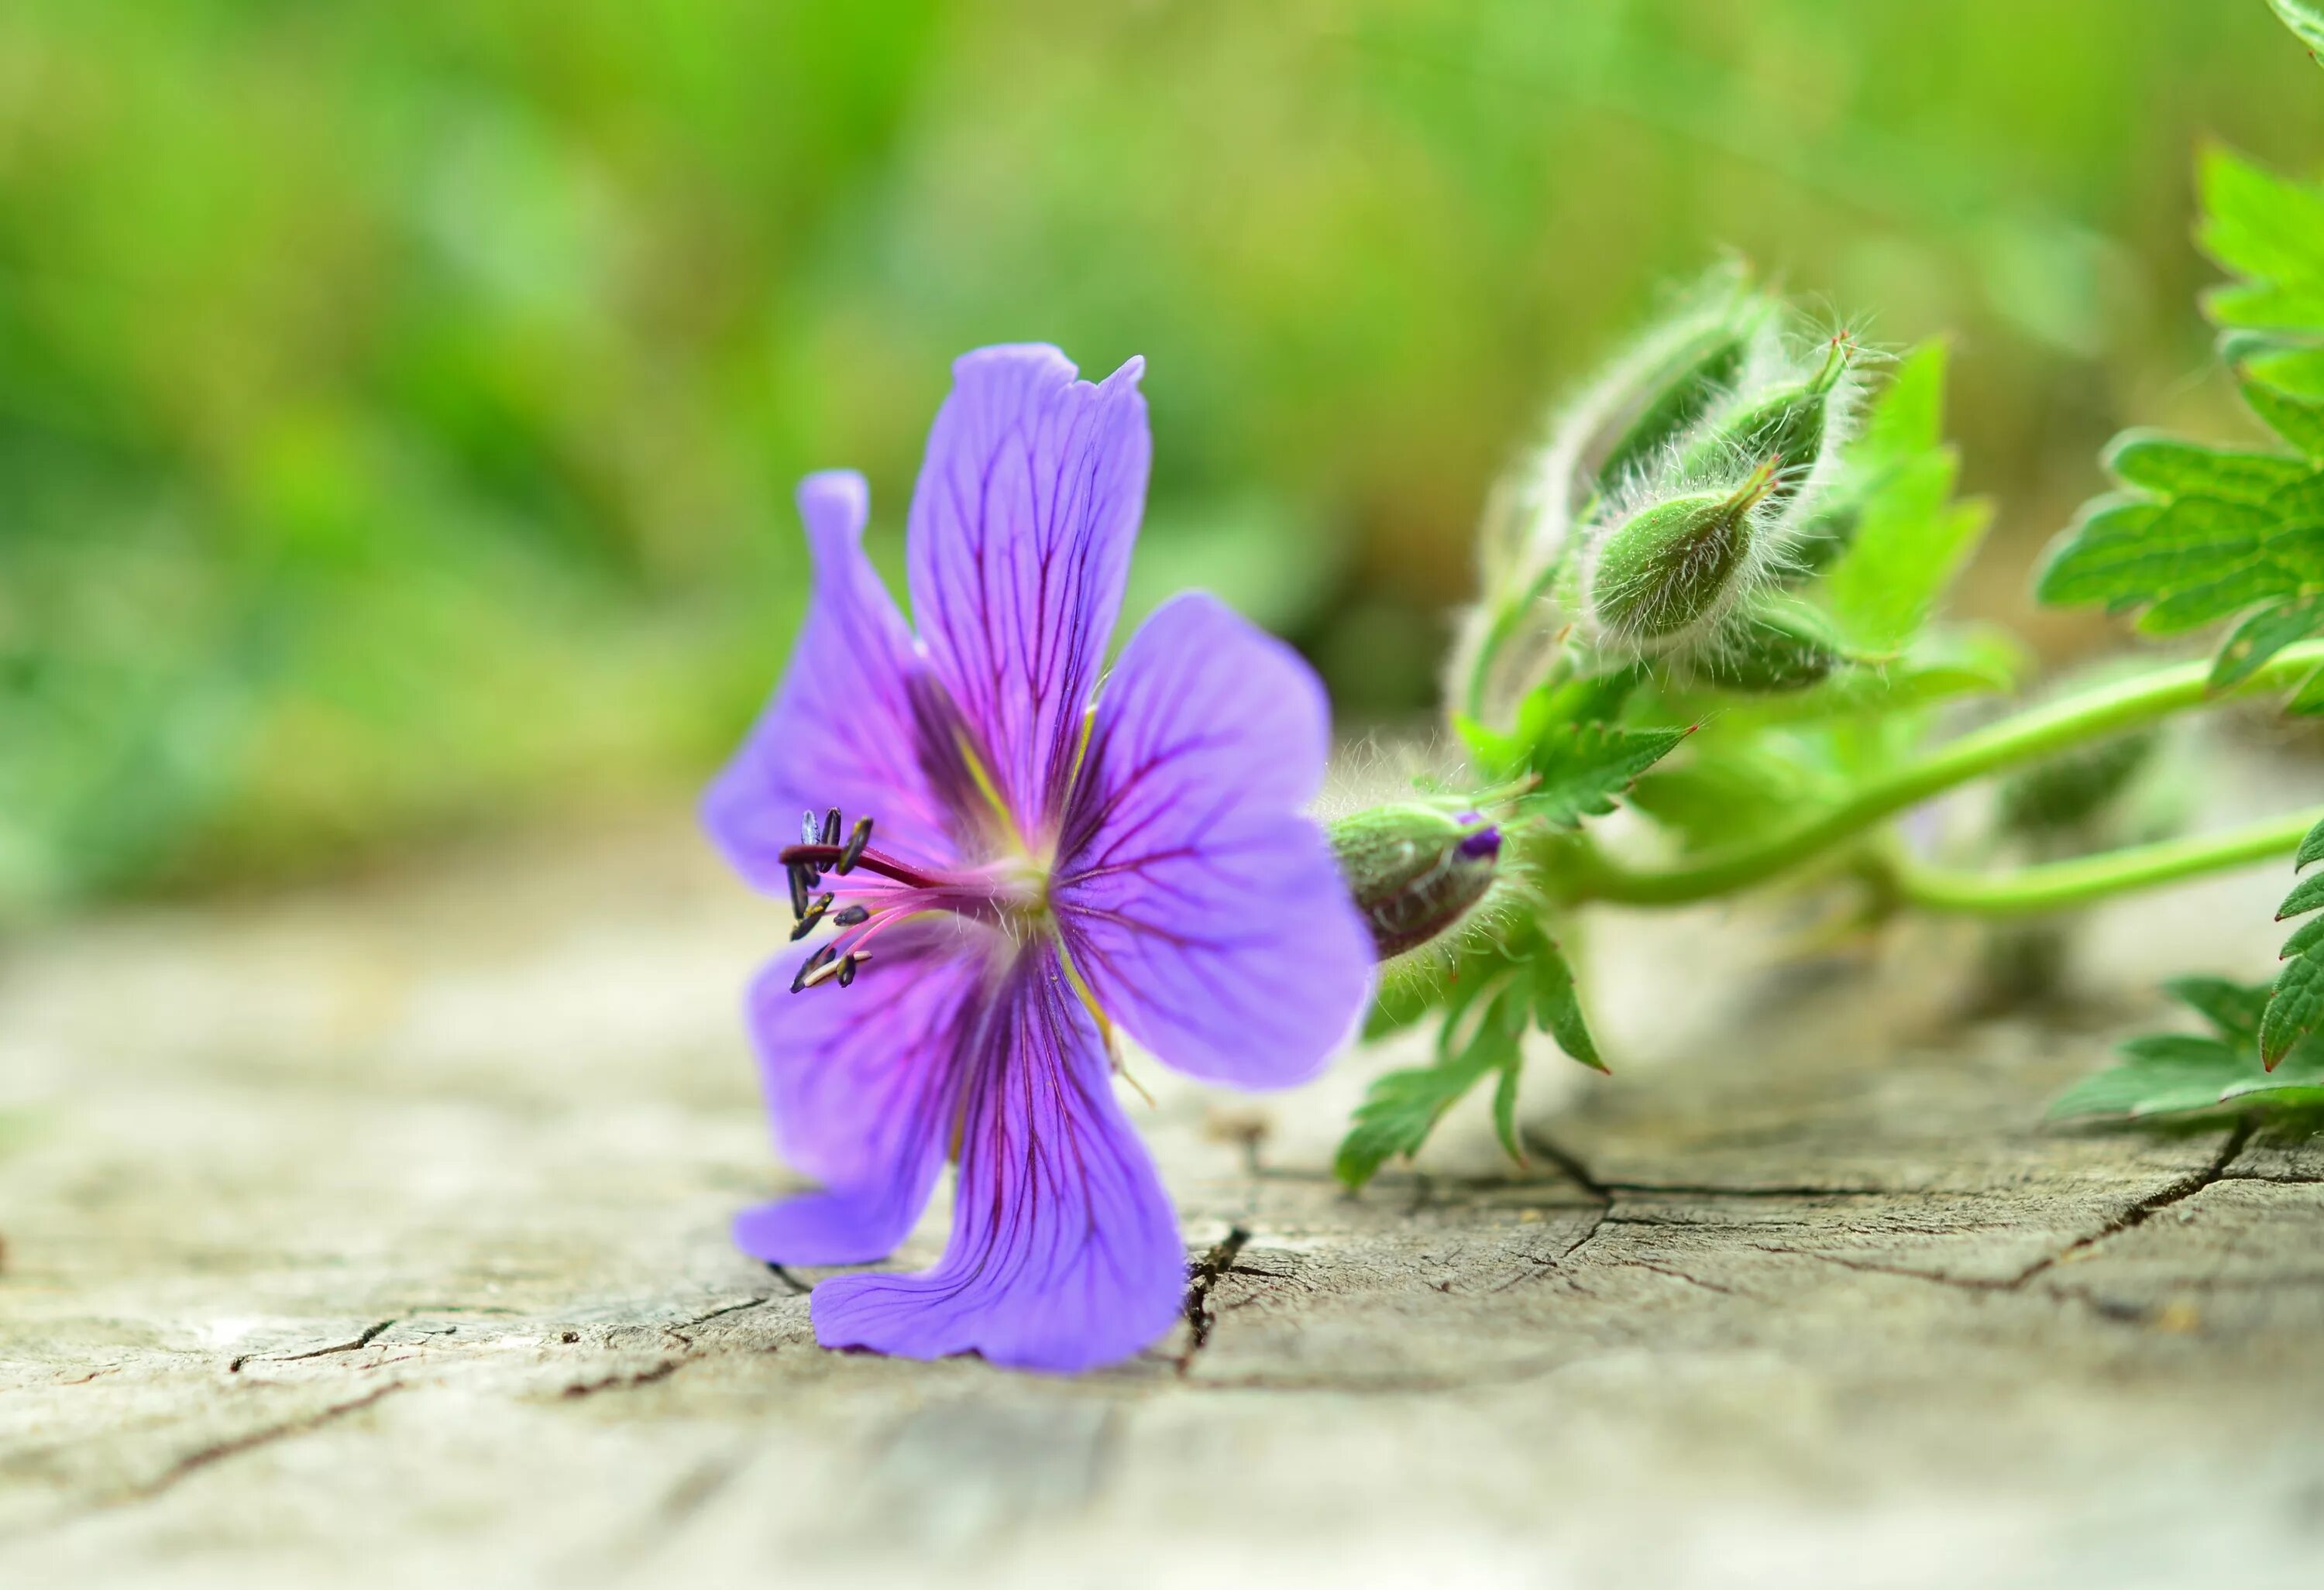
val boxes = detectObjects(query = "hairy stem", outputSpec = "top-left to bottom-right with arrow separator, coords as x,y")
1566,641 -> 2324,907
1884,805 -> 2324,918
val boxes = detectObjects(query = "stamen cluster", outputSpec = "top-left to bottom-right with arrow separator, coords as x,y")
779,805 -> 879,991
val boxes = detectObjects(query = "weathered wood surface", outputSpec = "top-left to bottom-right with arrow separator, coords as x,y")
4,808 -> 2322,1588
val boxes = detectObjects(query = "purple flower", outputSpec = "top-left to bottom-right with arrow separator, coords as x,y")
704,345 -> 1374,1372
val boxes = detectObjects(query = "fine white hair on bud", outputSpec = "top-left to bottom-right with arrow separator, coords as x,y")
1454,276 -> 1886,716
1579,460 -> 1785,654
1452,263 -> 1777,724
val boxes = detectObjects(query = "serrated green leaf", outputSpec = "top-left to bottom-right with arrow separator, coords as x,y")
1337,977 -> 1528,1187
2246,345 -> 2324,400
2244,380 -> 2324,460
2299,816 -> 2324,869
2047,1033 -> 2250,1119
2210,593 -> 2324,689
2269,1 -> 2324,61
1455,667 -> 1648,781
1334,1058 -> 1491,1187
2163,974 -> 2274,1042
2282,915 -> 2324,960
1528,935 -> 1604,1072
2278,868 -> 2324,920
1518,722 -> 1689,828
2136,561 -> 2296,634
2104,433 -> 2309,503
2036,496 -> 2272,610
2209,279 -> 2324,331
2202,146 -> 2324,296
2261,952 -> 2324,1069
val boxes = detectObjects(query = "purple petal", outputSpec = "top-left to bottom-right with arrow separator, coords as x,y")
905,345 -> 1151,839
703,471 -> 960,891
1052,593 -> 1374,1089
732,919 -> 995,1267
810,943 -> 1184,1372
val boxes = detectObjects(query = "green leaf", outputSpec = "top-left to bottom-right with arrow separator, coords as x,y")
2270,0 -> 2324,59
1490,1063 -> 1524,1165
2281,915 -> 2324,959
2042,496 -> 2276,610
2047,1033 -> 2251,1119
1528,934 -> 1605,1072
2162,974 -> 2272,1042
2201,146 -> 2324,306
1336,916 -> 1606,1186
1335,1049 -> 1500,1188
2261,953 -> 2324,1070
1517,722 -> 1690,829
2279,869 -> 2324,920
1821,344 -> 1989,651
2298,816 -> 2324,868
2243,379 -> 2324,461
2288,664 -> 2324,715
2137,561 -> 2298,634
2210,593 -> 2324,689
2103,433 -> 2308,503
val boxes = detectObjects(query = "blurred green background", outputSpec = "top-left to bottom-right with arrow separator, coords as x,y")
5,0 -> 2321,919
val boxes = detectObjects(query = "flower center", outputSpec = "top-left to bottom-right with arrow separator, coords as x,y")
774,803 -> 1051,994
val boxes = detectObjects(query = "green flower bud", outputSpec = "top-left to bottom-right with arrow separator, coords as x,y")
1996,730 -> 2159,836
1593,322 -> 1754,491
1586,464 -> 1776,650
1704,605 -> 1848,692
1678,335 -> 1857,513
1329,804 -> 1501,959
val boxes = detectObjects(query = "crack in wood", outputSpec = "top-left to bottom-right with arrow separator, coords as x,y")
1174,1227 -> 1250,1373
122,1383 -> 405,1501
228,1317 -> 397,1375
561,1359 -> 683,1399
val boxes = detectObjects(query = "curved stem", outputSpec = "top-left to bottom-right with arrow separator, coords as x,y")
1569,640 -> 2324,907
1884,805 -> 2324,919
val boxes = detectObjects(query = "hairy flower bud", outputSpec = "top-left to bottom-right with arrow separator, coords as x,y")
1593,321 -> 1755,492
1678,334 -> 1858,513
1329,804 -> 1502,959
1702,604 -> 1848,692
1996,730 -> 2159,836
1585,463 -> 1777,651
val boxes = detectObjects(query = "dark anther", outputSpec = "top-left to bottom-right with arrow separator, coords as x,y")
837,815 -> 874,874
837,955 -> 859,989
789,894 -> 834,942
821,807 -> 843,847
789,944 -> 836,994
786,863 -> 811,919
799,809 -> 819,846
831,904 -> 869,928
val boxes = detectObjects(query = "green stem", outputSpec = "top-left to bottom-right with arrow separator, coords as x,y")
1885,805 -> 2324,919
1568,640 -> 2324,907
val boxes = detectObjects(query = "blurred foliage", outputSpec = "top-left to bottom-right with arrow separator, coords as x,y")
4,0 -> 2322,915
